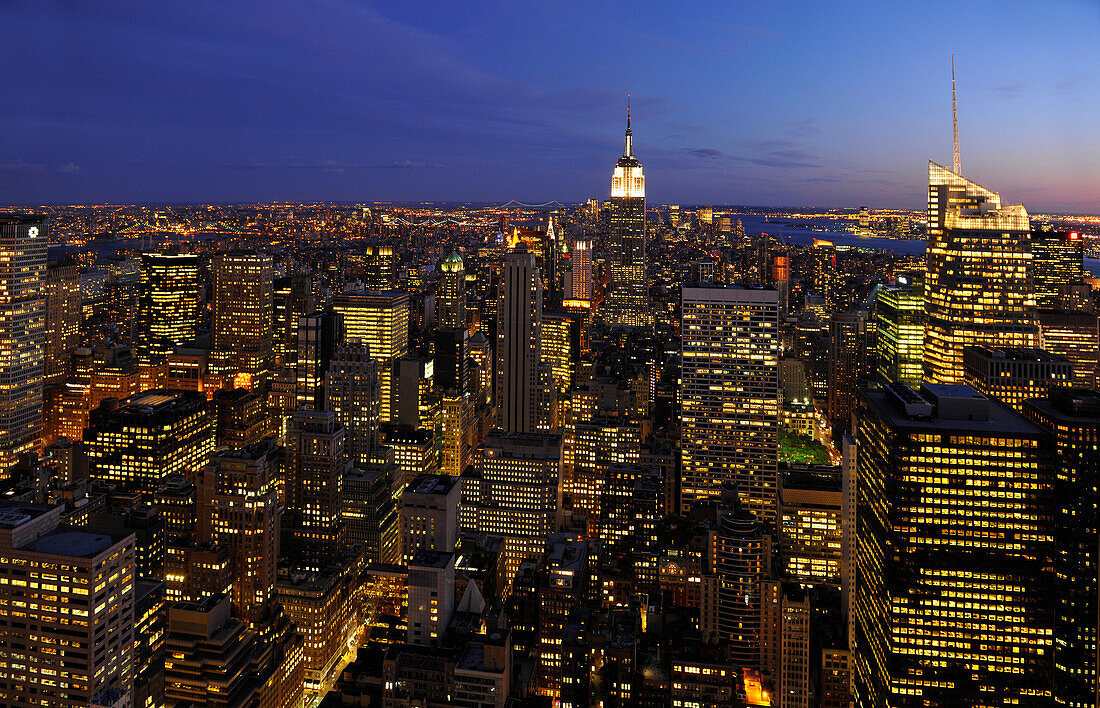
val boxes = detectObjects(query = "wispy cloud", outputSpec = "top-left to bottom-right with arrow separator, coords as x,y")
0,161 -> 47,176
227,159 -> 443,172
57,162 -> 81,174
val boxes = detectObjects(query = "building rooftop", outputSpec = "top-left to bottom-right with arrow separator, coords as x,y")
864,384 -> 1046,436
406,473 -> 460,497
28,527 -> 130,558
410,549 -> 455,569
964,345 -> 1071,364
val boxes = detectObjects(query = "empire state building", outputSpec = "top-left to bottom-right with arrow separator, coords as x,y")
603,105 -> 650,327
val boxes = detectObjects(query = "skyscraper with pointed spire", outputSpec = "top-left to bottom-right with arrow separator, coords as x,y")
603,99 -> 650,327
923,62 -> 1038,383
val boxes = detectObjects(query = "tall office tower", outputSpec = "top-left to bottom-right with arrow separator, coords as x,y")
827,312 -> 865,431
778,466 -> 843,587
211,252 -> 274,384
1031,225 -> 1085,308
44,260 -> 80,385
400,472 -> 460,563
395,357 -> 439,429
495,248 -> 543,433
439,393 -> 471,477
343,463 -> 399,564
332,290 -> 409,423
0,502 -> 135,708
541,312 -> 577,394
360,244 -> 397,290
699,484 -> 766,665
772,255 -> 791,317
680,286 -> 780,521
285,410 -> 350,570
273,273 -> 314,364
855,383 -> 1054,707
0,216 -> 46,476
196,440 -> 281,627
568,238 -> 593,303
962,345 -> 1074,411
85,390 -> 215,498
924,161 -> 1038,383
434,327 -> 470,396
407,550 -> 456,646
460,430 -> 562,582
1023,388 -> 1100,707
438,251 -> 467,330
810,239 -> 836,309
138,252 -> 200,361
295,310 -> 340,411
325,343 -> 379,465
604,107 -> 650,327
857,205 -> 871,229
875,277 -> 925,387
1039,309 -> 1100,388
759,581 -> 812,708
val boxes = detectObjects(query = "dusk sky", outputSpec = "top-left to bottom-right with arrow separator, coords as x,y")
3,1 -> 1098,211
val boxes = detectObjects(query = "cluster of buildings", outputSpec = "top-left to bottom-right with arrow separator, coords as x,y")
0,107 -> 1097,708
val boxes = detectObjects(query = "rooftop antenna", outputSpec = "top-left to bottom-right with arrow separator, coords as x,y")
952,53 -> 960,173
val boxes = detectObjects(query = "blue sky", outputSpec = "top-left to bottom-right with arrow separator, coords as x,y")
2,1 -> 1098,211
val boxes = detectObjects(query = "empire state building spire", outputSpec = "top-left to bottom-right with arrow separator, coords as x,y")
624,95 -> 633,157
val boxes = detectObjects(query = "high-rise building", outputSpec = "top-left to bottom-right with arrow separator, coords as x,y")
438,251 -> 467,330
1038,309 -> 1100,388
407,550 -> 456,646
778,466 -> 843,587
603,107 -> 649,327
1031,224 -> 1085,309
460,430 -> 562,582
295,309 -> 340,411
1023,388 -> 1100,708
273,273 -> 314,365
400,472 -> 460,563
0,215 -> 46,476
138,252 -> 200,361
343,462 -> 399,564
434,327 -> 469,397
827,312 -> 865,430
332,290 -> 409,423
285,410 -> 350,570
0,502 -> 135,708
875,277 -> 925,387
855,383 -> 1054,707
325,342 -> 379,465
357,244 -> 398,290
196,440 -> 281,627
568,238 -> 592,303
495,248 -> 543,434
962,345 -> 1074,411
45,260 -> 80,385
85,389 -> 215,498
211,251 -> 274,384
212,386 -> 274,448
699,484 -> 766,665
810,240 -> 836,310
924,161 -> 1038,383
680,286 -> 780,522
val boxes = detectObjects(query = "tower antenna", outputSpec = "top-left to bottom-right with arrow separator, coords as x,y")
952,53 -> 960,173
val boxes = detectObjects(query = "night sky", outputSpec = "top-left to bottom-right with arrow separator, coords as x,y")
3,1 -> 1098,211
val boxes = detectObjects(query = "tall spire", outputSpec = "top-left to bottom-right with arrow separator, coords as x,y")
624,94 -> 633,157
952,53 -> 960,174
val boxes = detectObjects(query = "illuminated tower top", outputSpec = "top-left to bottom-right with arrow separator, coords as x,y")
611,98 -> 644,199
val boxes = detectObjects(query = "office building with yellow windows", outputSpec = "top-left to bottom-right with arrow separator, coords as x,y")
875,277 -> 925,388
924,161 -> 1039,383
962,345 -> 1073,412
332,290 -> 409,423
211,251 -> 274,384
680,285 -> 779,522
854,383 -> 1054,708
84,389 -> 215,498
138,252 -> 200,362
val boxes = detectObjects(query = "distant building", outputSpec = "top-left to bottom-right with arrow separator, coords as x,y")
962,345 -> 1073,411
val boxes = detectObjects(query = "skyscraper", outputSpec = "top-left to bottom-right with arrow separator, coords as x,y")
495,248 -> 543,434
332,290 -> 409,423
827,312 -> 865,430
568,238 -> 592,304
680,285 -> 780,521
962,345 -> 1074,412
138,252 -> 200,361
855,383 -> 1054,707
324,342 -> 379,465
0,215 -> 46,475
875,277 -> 925,387
196,439 -> 281,627
1031,224 -> 1085,309
603,105 -> 649,327
44,259 -> 80,385
1023,388 -> 1100,708
924,161 -> 1039,383
285,410 -> 350,570
438,251 -> 467,330
211,251 -> 274,385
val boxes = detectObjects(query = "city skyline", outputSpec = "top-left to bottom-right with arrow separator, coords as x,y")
3,1 -> 1099,211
